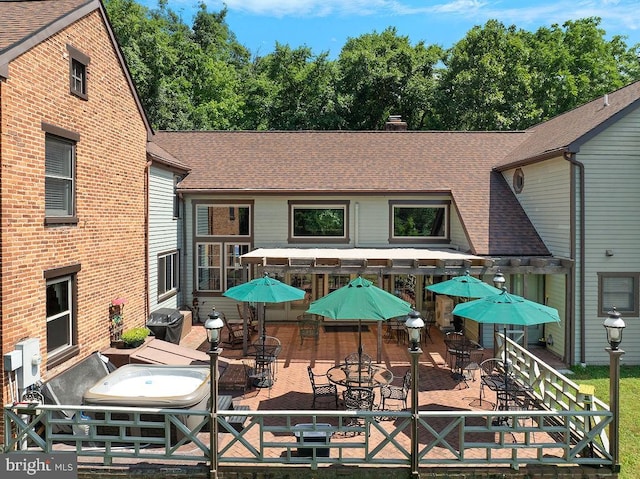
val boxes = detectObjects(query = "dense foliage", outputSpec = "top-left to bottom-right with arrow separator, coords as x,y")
105,0 -> 640,131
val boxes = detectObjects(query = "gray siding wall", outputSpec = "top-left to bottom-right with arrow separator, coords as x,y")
502,159 -> 571,258
149,165 -> 180,313
182,193 -> 461,321
578,109 -> 640,365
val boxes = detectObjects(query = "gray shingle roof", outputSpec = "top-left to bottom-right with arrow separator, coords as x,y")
500,81 -> 640,167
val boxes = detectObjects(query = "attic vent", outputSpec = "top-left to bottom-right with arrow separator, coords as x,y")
385,115 -> 408,131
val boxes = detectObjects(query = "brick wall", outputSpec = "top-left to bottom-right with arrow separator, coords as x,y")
0,10 -> 149,405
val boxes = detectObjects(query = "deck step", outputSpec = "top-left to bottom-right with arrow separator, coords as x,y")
223,405 -> 249,432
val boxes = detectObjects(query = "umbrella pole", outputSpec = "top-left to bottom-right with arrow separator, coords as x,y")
358,320 -> 362,385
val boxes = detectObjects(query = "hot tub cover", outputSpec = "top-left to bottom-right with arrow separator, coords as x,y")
83,364 -> 210,408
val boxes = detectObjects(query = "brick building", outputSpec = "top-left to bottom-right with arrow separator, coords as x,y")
0,0 -> 153,407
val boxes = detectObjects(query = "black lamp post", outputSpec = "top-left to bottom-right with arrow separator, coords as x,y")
204,308 -> 224,479
404,310 -> 424,478
604,307 -> 625,473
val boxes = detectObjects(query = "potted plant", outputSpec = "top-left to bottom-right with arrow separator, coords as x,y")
120,327 -> 150,349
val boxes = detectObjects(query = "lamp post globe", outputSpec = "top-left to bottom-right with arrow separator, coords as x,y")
205,309 -> 224,350
492,270 -> 506,289
405,310 -> 424,351
603,307 -> 625,351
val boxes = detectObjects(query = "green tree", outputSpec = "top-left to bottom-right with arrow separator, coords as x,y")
435,20 -> 539,130
528,18 -> 634,121
242,44 -> 340,130
337,27 -> 443,130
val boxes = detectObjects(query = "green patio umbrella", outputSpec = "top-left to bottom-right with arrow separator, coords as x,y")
452,288 -> 560,409
223,272 -> 306,343
426,271 -> 502,299
306,276 -> 413,382
451,289 -> 560,327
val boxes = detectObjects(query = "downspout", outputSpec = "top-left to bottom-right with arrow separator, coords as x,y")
354,202 -> 359,247
144,159 -> 152,322
564,151 -> 585,365
179,191 -> 187,310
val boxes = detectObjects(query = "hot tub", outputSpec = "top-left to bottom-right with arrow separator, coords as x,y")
84,364 -> 210,407
83,364 -> 210,441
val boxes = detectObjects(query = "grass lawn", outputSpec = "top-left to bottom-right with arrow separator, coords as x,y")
570,365 -> 640,479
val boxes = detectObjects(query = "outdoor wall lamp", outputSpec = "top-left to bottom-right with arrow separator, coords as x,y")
492,270 -> 506,289
204,308 -> 224,479
405,310 -> 424,352
603,307 -> 625,351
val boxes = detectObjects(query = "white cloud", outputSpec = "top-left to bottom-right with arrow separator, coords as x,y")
174,0 -> 640,36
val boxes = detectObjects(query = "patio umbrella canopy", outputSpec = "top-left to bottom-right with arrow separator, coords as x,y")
223,272 -> 306,304
306,276 -> 413,383
426,271 -> 502,299
451,289 -> 560,327
223,272 -> 306,342
452,288 -> 560,409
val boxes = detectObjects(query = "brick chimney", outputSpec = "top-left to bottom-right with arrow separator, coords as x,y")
385,115 -> 408,131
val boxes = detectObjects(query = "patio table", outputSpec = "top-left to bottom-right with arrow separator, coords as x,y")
481,374 -> 534,413
326,363 -> 393,389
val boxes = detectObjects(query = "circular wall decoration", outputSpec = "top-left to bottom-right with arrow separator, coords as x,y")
513,168 -> 524,193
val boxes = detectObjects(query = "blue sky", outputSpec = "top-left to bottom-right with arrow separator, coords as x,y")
140,0 -> 640,58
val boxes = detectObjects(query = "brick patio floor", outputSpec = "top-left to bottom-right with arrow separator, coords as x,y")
174,318 -> 567,465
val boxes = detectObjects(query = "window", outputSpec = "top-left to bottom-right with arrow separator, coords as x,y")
197,243 -> 222,291
45,263 -> 80,366
67,45 -> 89,99
390,202 -> 448,242
513,168 -> 525,194
289,201 -> 349,242
226,243 -> 250,289
194,202 -> 253,293
598,273 -> 639,316
158,250 -> 180,299
45,133 -> 76,221
196,204 -> 250,236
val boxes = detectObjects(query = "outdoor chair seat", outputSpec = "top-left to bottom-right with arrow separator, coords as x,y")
307,366 -> 339,409
222,313 -> 246,348
343,387 -> 375,433
298,315 -> 320,344
380,370 -> 411,410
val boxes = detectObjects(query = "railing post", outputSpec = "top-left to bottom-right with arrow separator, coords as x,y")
410,347 -> 422,478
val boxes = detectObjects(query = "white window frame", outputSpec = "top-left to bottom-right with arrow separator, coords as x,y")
158,250 -> 180,300
225,243 -> 251,290
390,203 -> 449,241
196,242 -> 222,292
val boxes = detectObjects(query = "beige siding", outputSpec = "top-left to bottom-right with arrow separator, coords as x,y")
579,110 -> 640,365
503,159 -> 571,258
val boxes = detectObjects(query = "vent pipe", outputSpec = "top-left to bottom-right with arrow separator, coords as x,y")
604,94 -> 609,106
